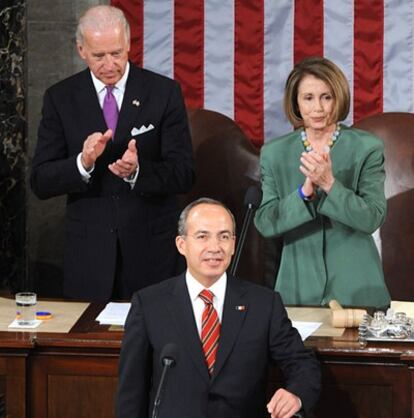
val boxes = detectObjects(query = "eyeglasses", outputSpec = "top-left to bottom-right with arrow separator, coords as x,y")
183,232 -> 235,244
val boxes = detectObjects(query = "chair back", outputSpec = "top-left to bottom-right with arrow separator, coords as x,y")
353,112 -> 414,300
182,109 -> 265,283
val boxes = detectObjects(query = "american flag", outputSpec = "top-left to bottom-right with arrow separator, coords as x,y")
112,0 -> 414,146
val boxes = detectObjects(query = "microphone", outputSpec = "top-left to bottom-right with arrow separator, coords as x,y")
244,184 -> 262,209
229,185 -> 262,276
152,343 -> 179,418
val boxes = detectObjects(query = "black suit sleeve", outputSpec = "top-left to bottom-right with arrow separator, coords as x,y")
30,89 -> 88,199
268,292 -> 321,416
116,292 -> 152,418
133,81 -> 194,196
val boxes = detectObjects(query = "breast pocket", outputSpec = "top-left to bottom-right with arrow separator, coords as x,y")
131,125 -> 159,154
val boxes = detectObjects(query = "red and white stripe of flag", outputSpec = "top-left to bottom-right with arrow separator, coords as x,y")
112,0 -> 414,146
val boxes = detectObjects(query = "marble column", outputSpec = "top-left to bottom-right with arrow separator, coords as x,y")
0,0 -> 26,291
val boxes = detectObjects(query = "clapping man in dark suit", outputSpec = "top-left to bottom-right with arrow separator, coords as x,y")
117,198 -> 320,418
31,5 -> 194,301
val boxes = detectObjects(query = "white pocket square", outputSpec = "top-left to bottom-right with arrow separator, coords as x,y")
131,124 -> 155,136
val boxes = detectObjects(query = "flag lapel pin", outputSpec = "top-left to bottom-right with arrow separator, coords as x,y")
235,305 -> 247,311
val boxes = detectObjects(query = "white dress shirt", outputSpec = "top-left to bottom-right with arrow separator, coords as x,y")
185,271 -> 227,337
92,61 -> 129,110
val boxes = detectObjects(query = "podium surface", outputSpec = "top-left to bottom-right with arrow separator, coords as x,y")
0,301 -> 413,418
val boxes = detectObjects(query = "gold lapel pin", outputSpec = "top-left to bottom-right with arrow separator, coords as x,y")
132,99 -> 140,107
235,305 -> 247,311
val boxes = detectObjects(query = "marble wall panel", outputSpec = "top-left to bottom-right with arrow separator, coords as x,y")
0,0 -> 26,291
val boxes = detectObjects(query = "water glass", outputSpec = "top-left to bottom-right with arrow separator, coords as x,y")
15,292 -> 37,326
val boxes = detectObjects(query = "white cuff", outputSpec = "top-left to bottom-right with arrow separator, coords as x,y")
123,166 -> 139,189
77,153 -> 94,182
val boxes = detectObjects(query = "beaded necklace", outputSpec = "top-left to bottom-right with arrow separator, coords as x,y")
300,124 -> 341,152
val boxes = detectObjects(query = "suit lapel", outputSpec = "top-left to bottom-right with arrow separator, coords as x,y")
75,69 -> 107,134
74,65 -> 149,146
114,64 -> 148,144
211,277 -> 248,380
166,276 -> 210,384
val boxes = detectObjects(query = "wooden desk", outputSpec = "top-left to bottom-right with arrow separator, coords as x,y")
0,304 -> 122,418
285,333 -> 413,418
1,304 -> 413,418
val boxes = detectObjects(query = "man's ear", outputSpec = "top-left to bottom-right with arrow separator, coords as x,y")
77,42 -> 86,60
175,236 -> 186,256
230,239 -> 236,257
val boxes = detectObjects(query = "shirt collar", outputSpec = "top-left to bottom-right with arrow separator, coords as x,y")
90,61 -> 130,95
185,271 -> 227,303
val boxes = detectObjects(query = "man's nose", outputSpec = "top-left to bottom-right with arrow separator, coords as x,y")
207,236 -> 222,250
103,54 -> 115,68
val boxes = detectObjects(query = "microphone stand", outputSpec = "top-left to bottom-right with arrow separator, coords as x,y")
152,357 -> 175,418
229,202 -> 255,277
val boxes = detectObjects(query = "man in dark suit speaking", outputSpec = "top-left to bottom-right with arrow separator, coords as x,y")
116,198 -> 320,418
31,6 -> 194,301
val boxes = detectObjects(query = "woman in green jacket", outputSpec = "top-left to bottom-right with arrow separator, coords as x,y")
254,56 -> 390,308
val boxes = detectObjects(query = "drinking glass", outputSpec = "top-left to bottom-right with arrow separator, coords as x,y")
15,292 -> 37,326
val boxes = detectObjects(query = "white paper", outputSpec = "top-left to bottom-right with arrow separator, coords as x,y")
95,302 -> 131,326
390,301 -> 414,318
8,319 -> 42,329
292,321 -> 322,341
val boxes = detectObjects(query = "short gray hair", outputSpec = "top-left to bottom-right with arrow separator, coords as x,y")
76,5 -> 130,45
178,198 -> 236,236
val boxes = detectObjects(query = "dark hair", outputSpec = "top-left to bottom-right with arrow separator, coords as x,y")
284,56 -> 350,128
178,198 -> 236,236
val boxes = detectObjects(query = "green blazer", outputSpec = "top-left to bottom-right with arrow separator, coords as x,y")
254,126 -> 390,308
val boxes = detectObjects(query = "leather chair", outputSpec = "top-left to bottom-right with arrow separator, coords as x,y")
353,112 -> 414,301
182,108 -> 267,284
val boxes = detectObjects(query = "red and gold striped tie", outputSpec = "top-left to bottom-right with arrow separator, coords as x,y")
199,289 -> 221,376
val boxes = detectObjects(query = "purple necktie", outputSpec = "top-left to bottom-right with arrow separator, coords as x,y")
103,86 -> 119,134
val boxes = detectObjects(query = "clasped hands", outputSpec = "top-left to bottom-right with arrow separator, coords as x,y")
80,129 -> 138,179
299,150 -> 335,195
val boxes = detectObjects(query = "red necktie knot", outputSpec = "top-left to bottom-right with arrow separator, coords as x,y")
199,289 -> 214,305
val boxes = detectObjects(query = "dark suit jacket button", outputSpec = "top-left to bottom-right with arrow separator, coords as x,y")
110,228 -> 117,233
